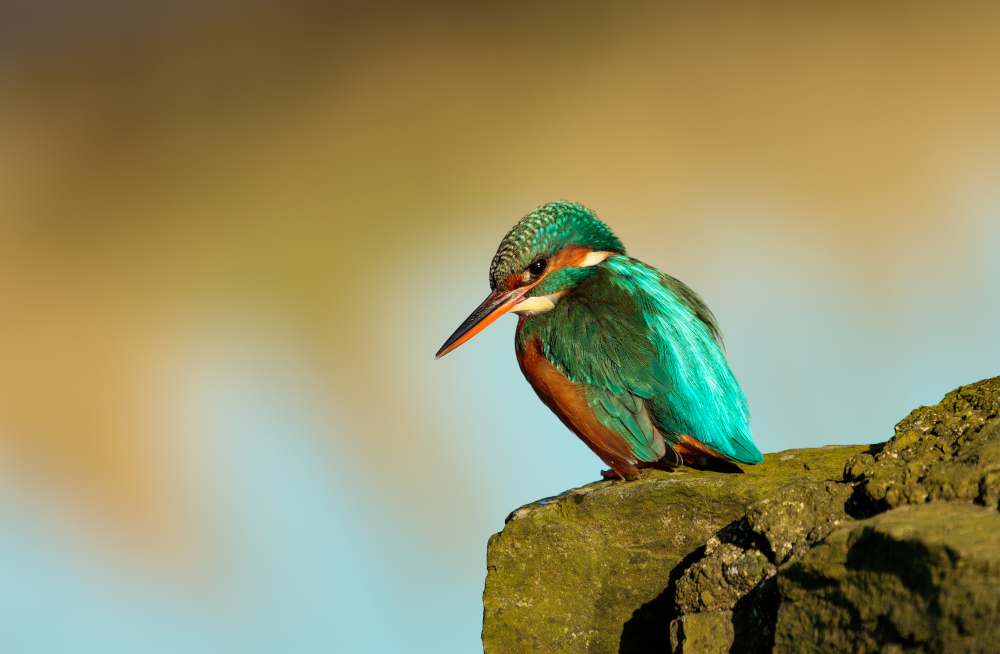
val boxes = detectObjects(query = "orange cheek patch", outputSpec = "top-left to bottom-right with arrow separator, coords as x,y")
547,245 -> 593,271
503,246 -> 599,291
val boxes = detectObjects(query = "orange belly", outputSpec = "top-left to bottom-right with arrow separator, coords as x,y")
516,334 -> 642,478
674,434 -> 730,463
516,332 -> 732,476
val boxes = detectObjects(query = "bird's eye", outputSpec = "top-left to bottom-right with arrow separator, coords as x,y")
528,259 -> 547,275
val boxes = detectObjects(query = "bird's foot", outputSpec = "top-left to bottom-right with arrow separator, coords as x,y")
601,467 -> 639,481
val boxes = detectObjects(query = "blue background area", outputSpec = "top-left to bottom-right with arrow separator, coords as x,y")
1,3 -> 999,653
2,204 -> 996,653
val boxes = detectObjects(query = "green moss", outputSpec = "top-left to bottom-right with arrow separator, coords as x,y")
669,611 -> 734,654
482,444 -> 869,654
774,503 -> 1000,654
844,376 -> 1000,511
674,543 -> 773,614
669,474 -> 869,653
482,376 -> 1000,654
745,479 -> 858,564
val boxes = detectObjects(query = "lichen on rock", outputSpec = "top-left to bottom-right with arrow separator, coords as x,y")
675,542 -> 773,614
482,376 -> 1000,654
669,474 -> 868,653
745,479 -> 859,565
844,376 -> 1000,510
482,445 -> 869,653
669,611 -> 736,654
774,502 -> 1000,653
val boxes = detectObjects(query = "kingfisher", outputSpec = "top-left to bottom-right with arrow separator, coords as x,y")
435,201 -> 763,480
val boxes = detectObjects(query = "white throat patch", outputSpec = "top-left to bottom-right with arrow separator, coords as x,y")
511,293 -> 564,316
510,251 -> 613,316
580,250 -> 613,267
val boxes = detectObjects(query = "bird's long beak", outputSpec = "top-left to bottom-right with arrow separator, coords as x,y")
435,285 -> 535,359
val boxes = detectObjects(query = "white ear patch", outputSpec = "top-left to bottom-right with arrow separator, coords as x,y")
580,250 -> 613,267
511,293 -> 563,316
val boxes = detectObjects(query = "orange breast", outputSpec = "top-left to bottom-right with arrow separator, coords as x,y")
516,332 -> 643,478
515,330 -> 734,475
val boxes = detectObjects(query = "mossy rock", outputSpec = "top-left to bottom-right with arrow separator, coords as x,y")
482,444 -> 870,654
670,474 -> 869,653
774,502 -> 1000,654
845,376 -> 1000,510
482,376 -> 1000,654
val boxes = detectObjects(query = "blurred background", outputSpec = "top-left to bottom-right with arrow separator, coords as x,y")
1,1 -> 999,652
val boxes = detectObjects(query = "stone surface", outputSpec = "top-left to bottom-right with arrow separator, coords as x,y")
774,502 -> 1000,654
745,479 -> 859,565
482,376 -> 1000,654
675,543 -> 773,614
669,611 -> 735,654
844,376 -> 1000,511
482,444 -> 869,654
668,476 -> 868,653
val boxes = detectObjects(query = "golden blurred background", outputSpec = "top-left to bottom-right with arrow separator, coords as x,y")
1,1 -> 999,651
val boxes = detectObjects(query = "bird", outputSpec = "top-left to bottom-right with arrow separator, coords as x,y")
435,201 -> 762,480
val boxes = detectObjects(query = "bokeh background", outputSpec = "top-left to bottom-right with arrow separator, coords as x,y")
2,1 -> 999,652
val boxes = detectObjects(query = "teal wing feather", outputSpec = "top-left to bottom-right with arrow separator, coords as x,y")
591,387 -> 668,463
527,272 -> 673,463
524,256 -> 763,465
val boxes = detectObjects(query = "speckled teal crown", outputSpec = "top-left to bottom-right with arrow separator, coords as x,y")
488,202 -> 626,290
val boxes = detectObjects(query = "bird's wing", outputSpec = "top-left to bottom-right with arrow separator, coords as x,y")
588,386 -> 673,464
537,257 -> 763,465
533,267 -> 675,463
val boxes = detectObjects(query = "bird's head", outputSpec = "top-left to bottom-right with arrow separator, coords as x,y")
435,201 -> 625,358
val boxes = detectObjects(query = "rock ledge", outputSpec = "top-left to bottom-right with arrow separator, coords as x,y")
483,376 -> 1000,654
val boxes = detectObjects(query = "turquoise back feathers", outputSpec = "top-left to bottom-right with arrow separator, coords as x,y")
437,200 -> 763,474
508,204 -> 763,467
